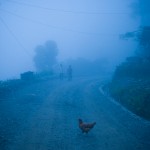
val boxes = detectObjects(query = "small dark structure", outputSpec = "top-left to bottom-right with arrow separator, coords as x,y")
20,71 -> 34,81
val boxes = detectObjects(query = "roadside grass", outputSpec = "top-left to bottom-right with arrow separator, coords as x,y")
109,78 -> 150,120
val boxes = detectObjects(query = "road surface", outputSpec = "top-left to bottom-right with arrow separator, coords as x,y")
3,78 -> 150,150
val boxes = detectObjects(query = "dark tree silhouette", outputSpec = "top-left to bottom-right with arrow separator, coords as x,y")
138,26 -> 150,58
33,40 -> 58,72
121,26 -> 150,59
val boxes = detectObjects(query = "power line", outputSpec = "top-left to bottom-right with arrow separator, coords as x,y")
0,16 -> 32,58
5,0 -> 131,15
0,8 -> 120,36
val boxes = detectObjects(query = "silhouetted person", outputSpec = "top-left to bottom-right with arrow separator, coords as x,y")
59,64 -> 64,80
67,65 -> 72,81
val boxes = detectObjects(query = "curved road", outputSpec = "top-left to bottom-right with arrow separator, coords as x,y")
9,78 -> 150,150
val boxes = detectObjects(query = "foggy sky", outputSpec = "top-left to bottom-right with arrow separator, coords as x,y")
0,0 -> 141,80
138,0 -> 150,25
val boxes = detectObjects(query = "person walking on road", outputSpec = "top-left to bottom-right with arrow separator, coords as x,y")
59,64 -> 64,80
67,65 -> 72,81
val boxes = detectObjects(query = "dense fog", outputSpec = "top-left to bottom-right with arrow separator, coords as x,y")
0,0 -> 144,80
0,1 -> 150,150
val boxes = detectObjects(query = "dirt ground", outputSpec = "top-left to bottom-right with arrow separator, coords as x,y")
0,77 -> 150,150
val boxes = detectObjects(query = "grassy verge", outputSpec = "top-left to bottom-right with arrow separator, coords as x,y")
108,78 -> 150,120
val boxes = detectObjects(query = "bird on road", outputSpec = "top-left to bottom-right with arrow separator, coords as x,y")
78,119 -> 96,134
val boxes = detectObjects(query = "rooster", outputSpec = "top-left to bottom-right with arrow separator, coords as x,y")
78,119 -> 96,133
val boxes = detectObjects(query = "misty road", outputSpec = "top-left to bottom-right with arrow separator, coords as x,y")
8,78 -> 150,150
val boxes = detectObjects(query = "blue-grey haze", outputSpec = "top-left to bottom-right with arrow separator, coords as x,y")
0,0 -> 143,80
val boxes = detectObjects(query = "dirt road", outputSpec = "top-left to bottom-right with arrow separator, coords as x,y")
4,78 -> 150,150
